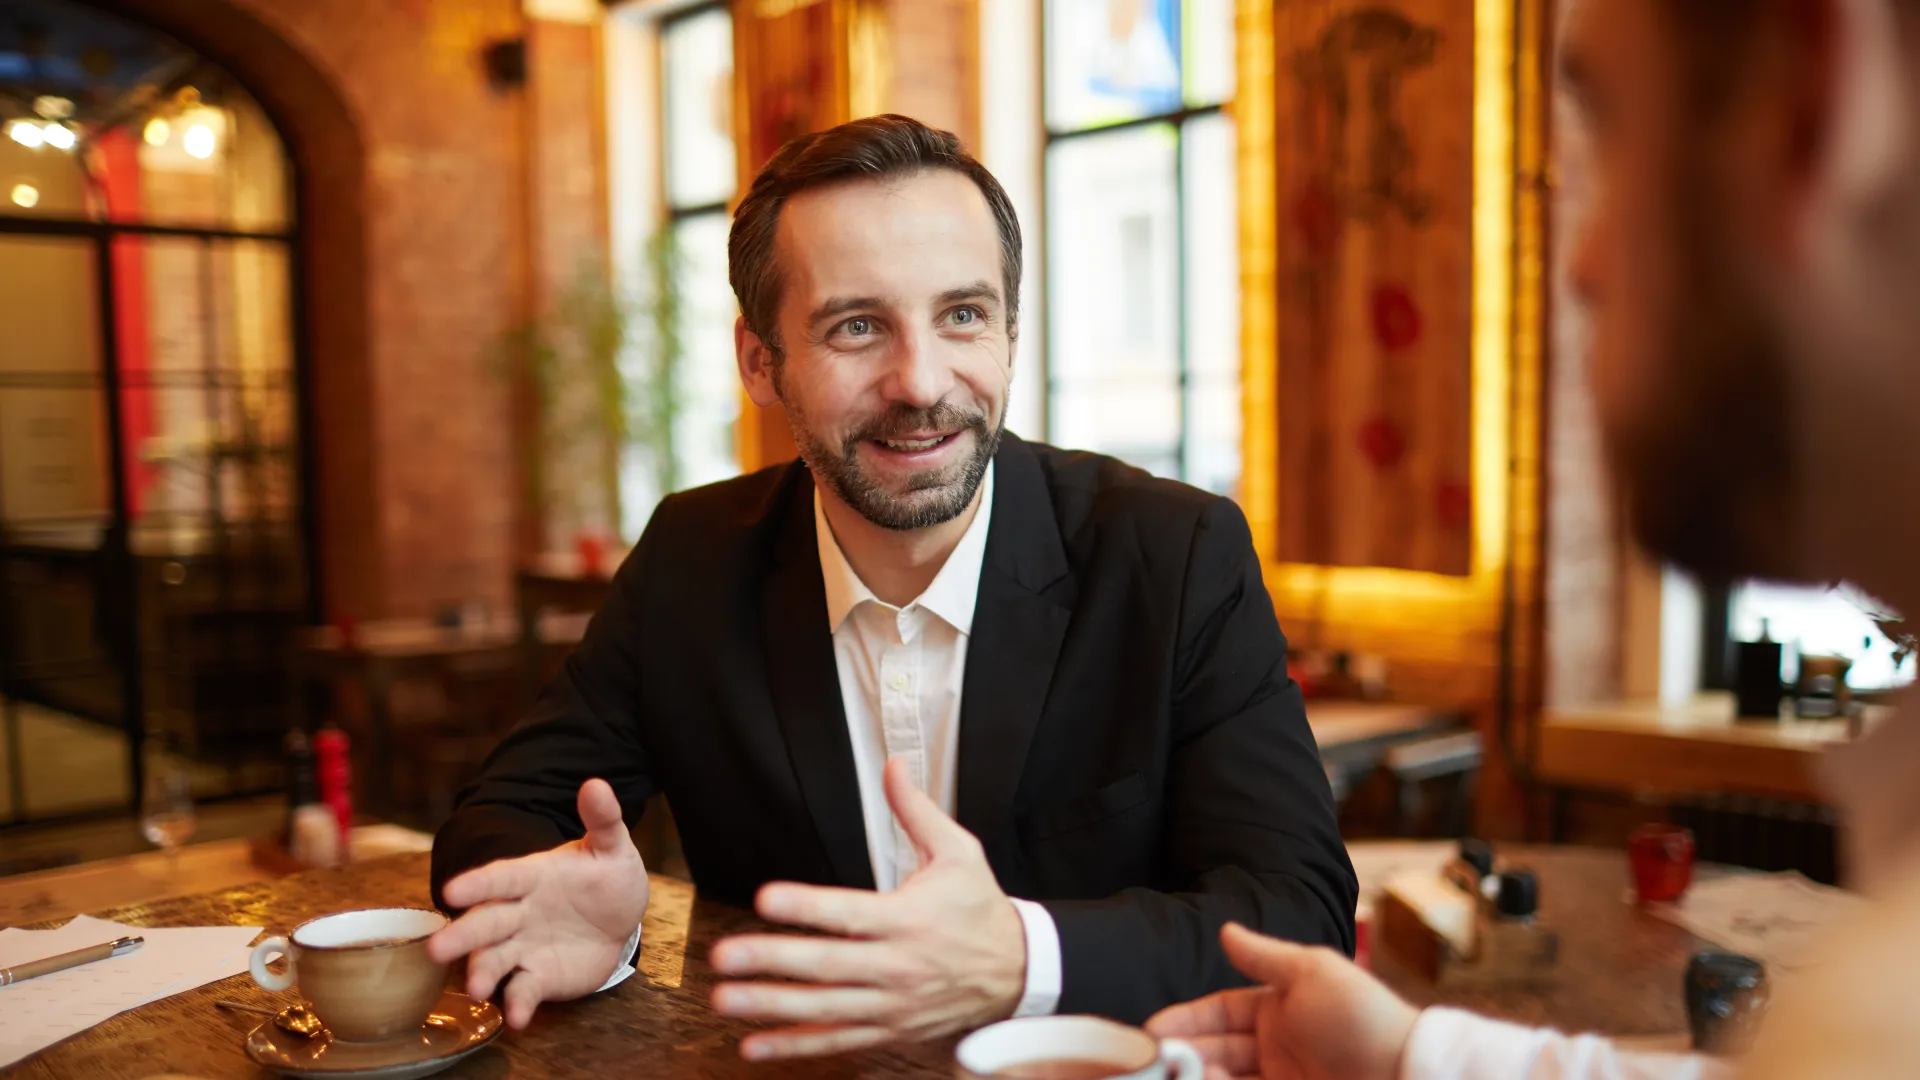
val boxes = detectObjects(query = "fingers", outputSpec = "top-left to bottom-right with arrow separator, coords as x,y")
426,900 -> 524,964
466,938 -> 519,1002
739,1024 -> 893,1061
711,981 -> 894,1024
882,756 -> 977,863
502,967 -> 547,1030
1146,986 -> 1262,1039
710,934 -> 901,984
756,881 -> 901,937
442,855 -> 539,910
1182,1034 -> 1259,1077
576,779 -> 630,857
1220,922 -> 1314,991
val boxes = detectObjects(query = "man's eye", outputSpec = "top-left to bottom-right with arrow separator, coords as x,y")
843,317 -> 874,336
950,306 -> 981,326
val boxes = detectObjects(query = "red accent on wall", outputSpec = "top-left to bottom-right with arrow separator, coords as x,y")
96,129 -> 155,517
1358,417 -> 1407,470
1371,282 -> 1423,352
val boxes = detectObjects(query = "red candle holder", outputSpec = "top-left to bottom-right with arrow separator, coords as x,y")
1628,823 -> 1696,904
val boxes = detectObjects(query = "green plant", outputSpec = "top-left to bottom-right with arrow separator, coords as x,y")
496,233 -> 687,547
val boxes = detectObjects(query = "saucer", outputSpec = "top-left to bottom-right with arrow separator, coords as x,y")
244,991 -> 503,1079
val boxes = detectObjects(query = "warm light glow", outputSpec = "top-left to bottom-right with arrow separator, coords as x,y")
7,121 -> 44,149
10,183 -> 38,209
183,123 -> 216,160
41,123 -> 75,151
144,117 -> 171,146
32,95 -> 74,120
1237,0 -> 1545,631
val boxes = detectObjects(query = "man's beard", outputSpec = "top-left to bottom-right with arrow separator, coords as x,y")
786,396 -> 1002,532
1606,164 -> 1802,585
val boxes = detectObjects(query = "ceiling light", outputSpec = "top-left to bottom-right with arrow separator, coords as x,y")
143,117 -> 170,147
7,121 -> 44,149
41,123 -> 75,151
183,124 -> 215,160
10,183 -> 39,209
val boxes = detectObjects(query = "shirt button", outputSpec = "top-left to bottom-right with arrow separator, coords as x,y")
889,672 -> 911,692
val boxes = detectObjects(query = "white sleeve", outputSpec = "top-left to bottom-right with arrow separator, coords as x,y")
1008,898 -> 1062,1017
1402,1008 -> 1732,1080
593,922 -> 642,993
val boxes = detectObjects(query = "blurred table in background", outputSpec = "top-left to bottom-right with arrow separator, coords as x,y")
293,614 -> 589,820
1539,692 -> 1876,805
0,824 -> 430,929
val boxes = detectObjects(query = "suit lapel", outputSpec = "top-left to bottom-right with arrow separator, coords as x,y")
956,436 -> 1074,860
759,467 -> 876,890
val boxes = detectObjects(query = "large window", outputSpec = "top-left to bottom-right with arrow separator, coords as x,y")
615,0 -> 740,533
1042,0 -> 1239,495
1726,581 -> 1915,692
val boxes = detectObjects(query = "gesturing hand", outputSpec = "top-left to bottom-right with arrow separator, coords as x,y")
1146,923 -> 1419,1080
708,757 -> 1028,1060
426,779 -> 648,1030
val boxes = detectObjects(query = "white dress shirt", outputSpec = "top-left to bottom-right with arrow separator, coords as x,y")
813,462 -> 1062,1017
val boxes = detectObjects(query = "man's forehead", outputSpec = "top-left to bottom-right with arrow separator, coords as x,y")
773,172 -> 1002,301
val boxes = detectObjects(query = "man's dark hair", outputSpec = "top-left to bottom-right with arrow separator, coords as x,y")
727,114 -> 1023,356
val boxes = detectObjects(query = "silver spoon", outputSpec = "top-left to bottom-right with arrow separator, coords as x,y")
214,999 -> 326,1038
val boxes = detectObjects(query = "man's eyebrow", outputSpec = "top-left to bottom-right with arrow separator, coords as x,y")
807,296 -> 887,326
933,280 -> 1001,307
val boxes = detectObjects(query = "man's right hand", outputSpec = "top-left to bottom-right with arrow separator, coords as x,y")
1146,923 -> 1419,1080
426,779 -> 648,1030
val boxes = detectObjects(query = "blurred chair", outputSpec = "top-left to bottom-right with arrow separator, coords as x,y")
1383,730 -> 1484,838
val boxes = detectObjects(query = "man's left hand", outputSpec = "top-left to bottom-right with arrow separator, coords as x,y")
709,757 -> 1028,1060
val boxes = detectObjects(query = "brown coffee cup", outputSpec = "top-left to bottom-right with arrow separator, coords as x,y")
248,907 -> 449,1042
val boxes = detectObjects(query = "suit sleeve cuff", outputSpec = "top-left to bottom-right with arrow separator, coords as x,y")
1009,898 -> 1062,1018
593,922 -> 642,994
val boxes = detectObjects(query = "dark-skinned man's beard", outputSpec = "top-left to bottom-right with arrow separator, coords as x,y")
783,390 -> 1003,532
1604,164 -> 1803,586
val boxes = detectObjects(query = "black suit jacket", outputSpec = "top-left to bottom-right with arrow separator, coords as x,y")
432,434 -> 1356,1023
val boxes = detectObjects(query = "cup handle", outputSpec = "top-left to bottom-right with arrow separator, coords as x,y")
249,935 -> 293,992
1160,1037 -> 1206,1080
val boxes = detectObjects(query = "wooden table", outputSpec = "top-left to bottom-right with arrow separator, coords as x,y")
1308,699 -> 1468,795
1366,844 -> 1730,1039
1538,691 -> 1879,804
15,845 -> 1737,1076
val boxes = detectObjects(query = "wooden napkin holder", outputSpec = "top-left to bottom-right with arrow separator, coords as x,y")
1376,866 -> 1560,989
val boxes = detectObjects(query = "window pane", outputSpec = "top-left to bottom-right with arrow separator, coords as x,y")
1730,581 -> 1916,690
1046,0 -> 1184,133
1182,112 -> 1237,495
669,212 -> 740,490
1046,124 -> 1180,473
663,8 -> 737,210
1184,0 -> 1235,107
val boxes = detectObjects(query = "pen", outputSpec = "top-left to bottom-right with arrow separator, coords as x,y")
0,936 -> 144,987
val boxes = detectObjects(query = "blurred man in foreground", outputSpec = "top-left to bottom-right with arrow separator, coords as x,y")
1150,0 -> 1920,1077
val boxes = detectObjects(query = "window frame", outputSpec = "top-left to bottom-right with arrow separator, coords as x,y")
1037,0 -> 1231,487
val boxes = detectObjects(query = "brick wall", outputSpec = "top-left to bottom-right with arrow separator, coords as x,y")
101,0 -> 605,621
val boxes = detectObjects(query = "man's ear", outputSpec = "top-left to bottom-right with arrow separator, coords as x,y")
735,316 -> 781,409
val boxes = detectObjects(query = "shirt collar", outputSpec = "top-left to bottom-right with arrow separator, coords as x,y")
813,462 -> 995,636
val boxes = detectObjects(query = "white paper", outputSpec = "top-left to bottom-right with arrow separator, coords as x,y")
1644,872 -> 1865,973
0,915 -> 261,1068
1346,840 -> 1458,921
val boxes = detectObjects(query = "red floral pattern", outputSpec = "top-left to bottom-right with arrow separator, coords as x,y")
1371,283 -> 1423,351
1358,418 -> 1407,470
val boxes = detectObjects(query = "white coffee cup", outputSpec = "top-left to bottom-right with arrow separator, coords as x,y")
955,1015 -> 1206,1079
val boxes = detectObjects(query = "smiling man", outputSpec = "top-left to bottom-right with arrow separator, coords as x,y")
426,114 -> 1355,1059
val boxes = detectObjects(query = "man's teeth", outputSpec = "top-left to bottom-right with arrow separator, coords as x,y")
879,436 -> 944,451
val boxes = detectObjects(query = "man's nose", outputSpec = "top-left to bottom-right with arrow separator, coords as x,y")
881,327 -> 956,410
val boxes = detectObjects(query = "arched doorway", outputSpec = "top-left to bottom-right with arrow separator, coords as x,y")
0,0 -> 310,827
